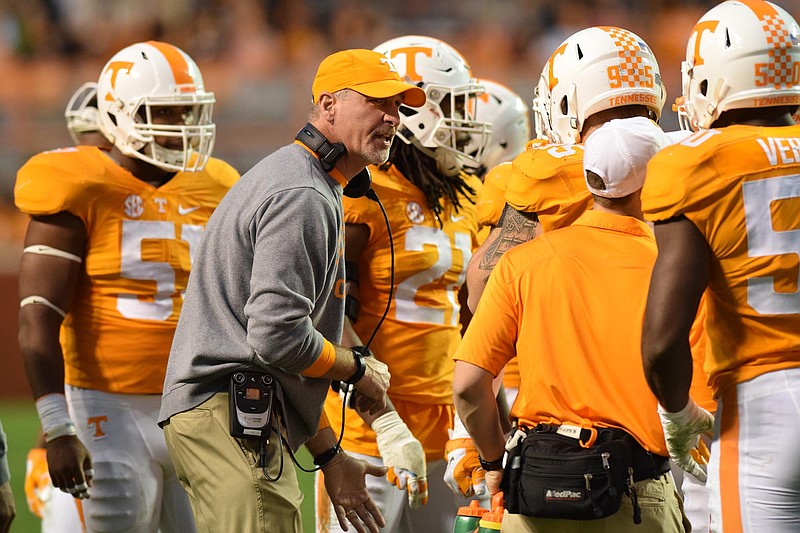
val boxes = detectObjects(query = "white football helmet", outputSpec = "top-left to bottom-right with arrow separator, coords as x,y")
97,41 -> 216,172
373,35 -> 492,176
680,0 -> 800,131
65,82 -> 101,144
464,79 -> 531,174
533,27 -> 666,144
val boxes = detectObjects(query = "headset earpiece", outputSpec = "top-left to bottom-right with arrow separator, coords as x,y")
295,123 -> 346,172
295,123 -> 374,199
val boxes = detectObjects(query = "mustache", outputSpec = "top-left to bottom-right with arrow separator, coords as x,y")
375,126 -> 397,137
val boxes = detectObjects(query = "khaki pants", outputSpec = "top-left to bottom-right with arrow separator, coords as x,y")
163,392 -> 304,533
501,473 -> 689,533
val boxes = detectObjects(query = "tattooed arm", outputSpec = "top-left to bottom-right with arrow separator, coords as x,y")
465,204 -> 541,312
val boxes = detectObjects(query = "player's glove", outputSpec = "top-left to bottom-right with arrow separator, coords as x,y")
658,399 -> 715,483
443,413 -> 486,497
372,411 -> 428,508
25,447 -> 51,518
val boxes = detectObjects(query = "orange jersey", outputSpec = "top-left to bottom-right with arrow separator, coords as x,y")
506,140 -> 593,232
325,164 -> 480,457
456,211 -> 668,455
476,162 -> 512,228
15,146 -> 239,394
643,125 -> 800,397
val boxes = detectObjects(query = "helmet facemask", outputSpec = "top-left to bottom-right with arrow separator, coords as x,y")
463,79 -> 531,175
532,71 -> 555,142
129,97 -> 216,172
399,82 -> 492,176
65,82 -> 101,144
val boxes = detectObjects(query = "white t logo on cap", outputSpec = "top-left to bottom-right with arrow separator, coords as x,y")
380,57 -> 399,73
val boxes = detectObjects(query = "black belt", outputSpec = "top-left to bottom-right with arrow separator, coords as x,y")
530,423 -> 671,483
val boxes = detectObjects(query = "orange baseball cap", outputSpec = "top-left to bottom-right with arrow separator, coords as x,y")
312,49 -> 426,108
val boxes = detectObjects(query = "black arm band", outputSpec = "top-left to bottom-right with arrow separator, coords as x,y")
313,444 -> 343,468
343,348 -> 366,385
478,455 -> 504,472
344,294 -> 360,324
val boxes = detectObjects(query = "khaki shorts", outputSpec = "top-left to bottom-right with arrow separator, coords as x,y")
163,392 -> 304,533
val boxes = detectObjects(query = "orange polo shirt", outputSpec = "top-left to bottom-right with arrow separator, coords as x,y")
455,210 -> 667,455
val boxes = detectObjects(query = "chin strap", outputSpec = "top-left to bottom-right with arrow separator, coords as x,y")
409,139 -> 463,177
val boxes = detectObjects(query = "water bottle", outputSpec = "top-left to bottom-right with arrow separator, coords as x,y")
477,492 -> 504,532
453,499 -> 487,533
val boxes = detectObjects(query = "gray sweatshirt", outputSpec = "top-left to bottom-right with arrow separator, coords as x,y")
159,143 -> 346,450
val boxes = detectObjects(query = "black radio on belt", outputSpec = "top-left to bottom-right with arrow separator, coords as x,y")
229,372 -> 274,439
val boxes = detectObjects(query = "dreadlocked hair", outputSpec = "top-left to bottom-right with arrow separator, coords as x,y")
379,141 -> 475,226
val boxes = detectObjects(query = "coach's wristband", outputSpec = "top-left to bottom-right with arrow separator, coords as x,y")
313,444 -> 343,468
478,454 -> 504,472
343,349 -> 367,385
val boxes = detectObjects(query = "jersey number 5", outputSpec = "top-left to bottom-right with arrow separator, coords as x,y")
742,174 -> 800,314
118,220 -> 203,321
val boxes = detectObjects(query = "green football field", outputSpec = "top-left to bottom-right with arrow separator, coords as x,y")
0,400 -> 317,533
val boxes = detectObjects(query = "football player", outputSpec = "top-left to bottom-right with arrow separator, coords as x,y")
642,2 -> 800,532
465,26 -> 668,308
22,81 -> 111,533
315,35 -> 492,533
16,41 -> 239,533
444,78 -> 531,501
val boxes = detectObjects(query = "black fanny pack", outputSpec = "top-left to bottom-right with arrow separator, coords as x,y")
501,424 -> 670,523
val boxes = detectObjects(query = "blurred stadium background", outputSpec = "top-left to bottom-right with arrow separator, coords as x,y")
1,0 -> 797,531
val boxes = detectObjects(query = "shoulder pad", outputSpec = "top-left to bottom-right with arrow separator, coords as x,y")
507,143 -> 591,231
15,147 -> 109,217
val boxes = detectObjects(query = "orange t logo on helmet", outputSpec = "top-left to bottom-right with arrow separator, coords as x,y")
547,43 -> 568,91
690,20 -> 720,67
103,61 -> 134,101
386,47 -> 434,82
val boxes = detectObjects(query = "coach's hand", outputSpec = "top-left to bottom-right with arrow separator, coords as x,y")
352,357 -> 390,415
46,435 -> 93,499
322,451 -> 387,533
373,411 -> 428,508
658,399 -> 714,483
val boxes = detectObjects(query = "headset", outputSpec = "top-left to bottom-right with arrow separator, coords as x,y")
295,123 -> 374,199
